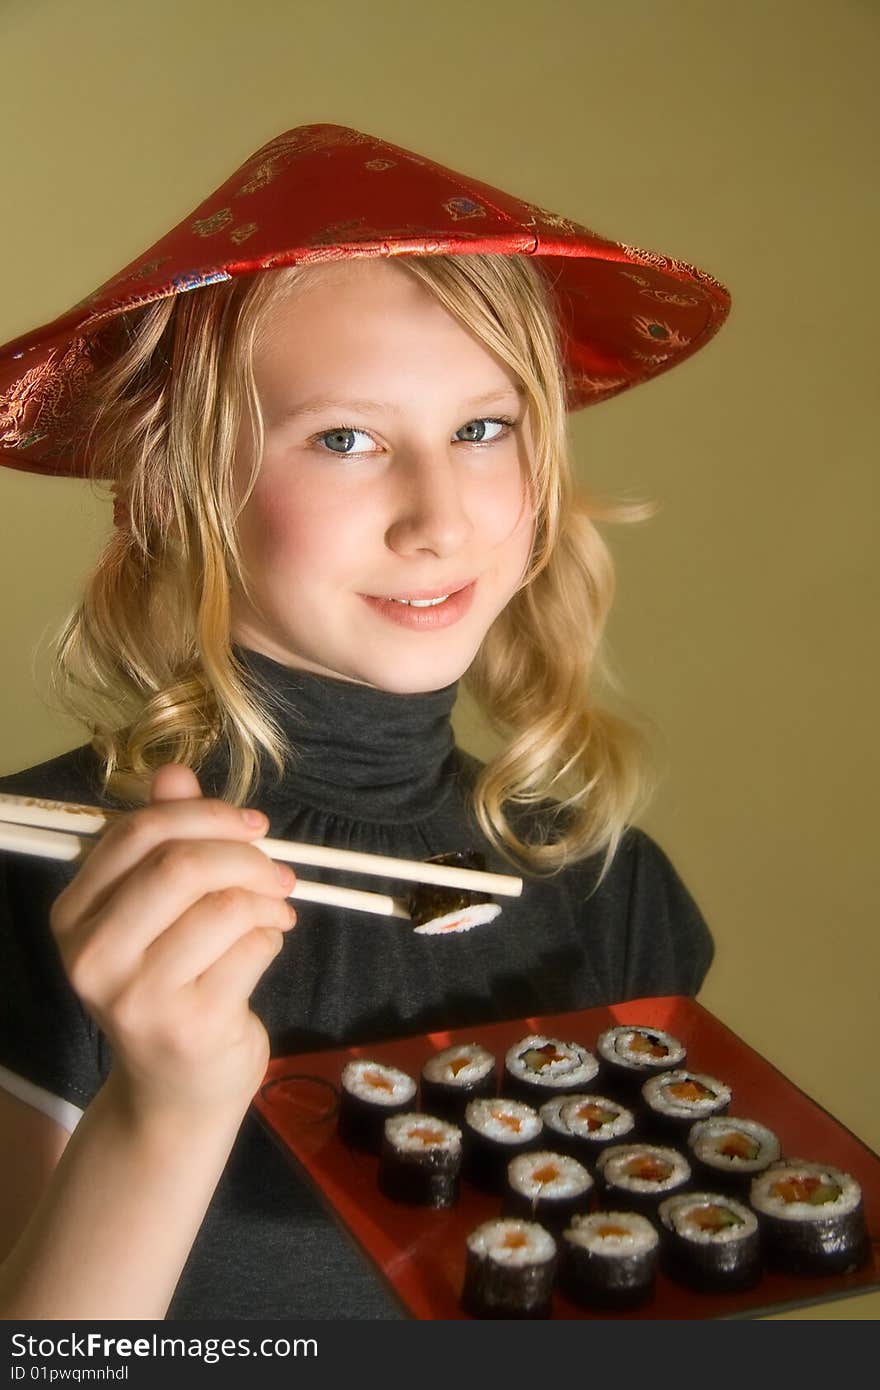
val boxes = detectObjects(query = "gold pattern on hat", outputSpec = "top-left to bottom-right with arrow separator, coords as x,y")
230,222 -> 259,245
442,197 -> 486,222
192,208 -> 234,237
632,315 -> 690,350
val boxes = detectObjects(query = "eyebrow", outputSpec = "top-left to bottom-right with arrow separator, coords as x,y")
274,385 -> 525,423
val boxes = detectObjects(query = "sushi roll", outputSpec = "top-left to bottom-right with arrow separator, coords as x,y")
462,1218 -> 558,1319
558,1094 -> 637,1157
687,1116 -> 781,1193
420,1043 -> 496,1122
407,851 -> 502,935
595,1143 -> 692,1217
462,1097 -> 544,1192
596,1024 -> 687,1093
561,1211 -> 659,1309
640,1069 -> 731,1139
378,1113 -> 463,1208
657,1191 -> 762,1291
503,1034 -> 599,1103
503,1150 -> 594,1231
750,1159 -> 870,1275
338,1059 -> 417,1151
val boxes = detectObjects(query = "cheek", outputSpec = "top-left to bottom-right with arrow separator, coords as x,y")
240,478 -> 348,579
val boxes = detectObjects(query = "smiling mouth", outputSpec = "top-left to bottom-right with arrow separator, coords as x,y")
373,580 -> 474,606
391,595 -> 451,608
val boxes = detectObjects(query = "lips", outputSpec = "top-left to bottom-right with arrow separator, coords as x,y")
360,580 -> 477,630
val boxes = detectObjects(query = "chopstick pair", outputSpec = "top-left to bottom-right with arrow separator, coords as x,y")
0,792 -> 523,921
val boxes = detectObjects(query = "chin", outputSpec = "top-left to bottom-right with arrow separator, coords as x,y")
357,649 -> 477,694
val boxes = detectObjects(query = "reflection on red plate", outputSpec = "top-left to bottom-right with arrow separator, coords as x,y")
253,996 -> 880,1320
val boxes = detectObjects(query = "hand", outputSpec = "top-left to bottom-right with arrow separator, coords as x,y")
49,764 -> 296,1119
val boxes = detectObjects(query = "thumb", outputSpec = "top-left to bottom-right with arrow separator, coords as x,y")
149,762 -> 204,804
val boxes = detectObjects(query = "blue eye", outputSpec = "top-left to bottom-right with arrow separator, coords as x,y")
312,417 -> 515,456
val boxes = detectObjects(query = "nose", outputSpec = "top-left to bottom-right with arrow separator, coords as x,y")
384,450 -> 475,559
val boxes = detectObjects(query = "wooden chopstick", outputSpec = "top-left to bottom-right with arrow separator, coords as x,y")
0,791 -> 523,915
0,819 -> 409,920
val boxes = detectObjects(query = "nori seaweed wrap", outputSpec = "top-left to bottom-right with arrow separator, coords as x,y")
406,851 -> 501,935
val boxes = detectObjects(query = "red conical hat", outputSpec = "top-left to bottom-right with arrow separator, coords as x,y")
0,123 -> 730,481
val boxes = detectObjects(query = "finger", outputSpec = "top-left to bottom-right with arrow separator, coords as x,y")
63,839 -> 294,989
53,795 -> 271,933
194,923 -> 288,1014
140,887 -> 296,991
149,763 -> 205,803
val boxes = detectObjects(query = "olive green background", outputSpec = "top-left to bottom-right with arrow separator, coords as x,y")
1,0 -> 877,1319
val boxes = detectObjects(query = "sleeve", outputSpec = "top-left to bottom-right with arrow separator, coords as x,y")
0,847 -> 107,1123
617,828 -> 715,1001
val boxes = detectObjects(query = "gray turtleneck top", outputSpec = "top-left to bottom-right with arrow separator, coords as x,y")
0,648 -> 713,1319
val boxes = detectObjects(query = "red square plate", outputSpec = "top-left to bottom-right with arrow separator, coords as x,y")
253,996 -> 880,1319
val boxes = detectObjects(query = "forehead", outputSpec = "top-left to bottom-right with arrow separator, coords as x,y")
254,258 -> 522,401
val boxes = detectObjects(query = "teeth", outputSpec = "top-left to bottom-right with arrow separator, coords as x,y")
392,595 -> 450,607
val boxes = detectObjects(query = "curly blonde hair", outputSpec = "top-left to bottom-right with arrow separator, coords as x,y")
48,253 -> 658,879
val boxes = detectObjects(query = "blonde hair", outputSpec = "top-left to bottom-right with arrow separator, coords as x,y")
49,253 -> 658,879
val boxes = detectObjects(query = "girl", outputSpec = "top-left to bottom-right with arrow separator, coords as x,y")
0,124 -> 729,1319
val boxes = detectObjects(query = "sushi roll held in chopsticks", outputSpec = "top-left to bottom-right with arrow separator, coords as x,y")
338,1059 -> 418,1151
750,1159 -> 870,1274
378,1113 -> 463,1208
462,1219 -> 558,1319
406,851 -> 502,935
561,1211 -> 659,1309
657,1191 -> 762,1291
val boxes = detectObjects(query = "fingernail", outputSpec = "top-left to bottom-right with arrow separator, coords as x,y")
241,809 -> 268,829
275,861 -> 295,889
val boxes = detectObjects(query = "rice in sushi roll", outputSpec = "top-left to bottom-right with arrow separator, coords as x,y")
750,1159 -> 869,1274
503,1150 -> 594,1231
420,1043 -> 496,1122
462,1218 -> 557,1318
561,1210 -> 659,1309
407,851 -> 502,935
687,1116 -> 781,1193
595,1143 -> 692,1216
596,1024 -> 686,1093
378,1112 -> 463,1208
338,1059 -> 417,1151
658,1191 -> 762,1291
503,1034 -> 599,1103
462,1097 -> 544,1191
640,1069 -> 731,1139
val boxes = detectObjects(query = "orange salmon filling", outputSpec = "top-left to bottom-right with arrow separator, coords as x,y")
575,1102 -> 618,1131
597,1223 -> 630,1238
407,1126 -> 446,1146
448,1056 -> 472,1076
502,1232 -> 528,1250
520,1043 -> 568,1072
493,1111 -> 523,1133
665,1079 -> 714,1103
624,1156 -> 672,1183
363,1070 -> 394,1093
629,1033 -> 668,1059
686,1204 -> 741,1232
532,1163 -> 561,1185
717,1133 -> 760,1161
772,1175 -> 841,1206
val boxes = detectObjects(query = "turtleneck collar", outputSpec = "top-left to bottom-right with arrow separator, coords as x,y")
233,645 -> 461,822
